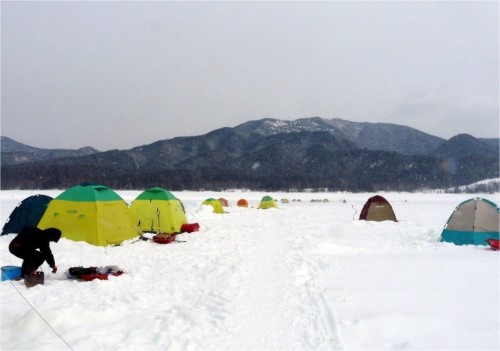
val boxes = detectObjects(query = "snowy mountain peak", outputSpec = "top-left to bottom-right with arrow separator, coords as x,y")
234,117 -> 345,138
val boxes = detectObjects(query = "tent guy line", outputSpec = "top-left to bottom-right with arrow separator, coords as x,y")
5,278 -> 74,350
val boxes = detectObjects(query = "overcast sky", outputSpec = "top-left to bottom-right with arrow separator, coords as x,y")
2,1 -> 498,151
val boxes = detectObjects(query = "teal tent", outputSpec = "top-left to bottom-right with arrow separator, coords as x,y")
441,197 -> 500,246
1,194 -> 53,235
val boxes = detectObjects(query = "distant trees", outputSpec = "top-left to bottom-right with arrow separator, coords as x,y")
446,181 -> 500,194
1,138 -> 498,192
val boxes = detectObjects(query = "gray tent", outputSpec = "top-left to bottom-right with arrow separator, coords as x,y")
441,197 -> 499,245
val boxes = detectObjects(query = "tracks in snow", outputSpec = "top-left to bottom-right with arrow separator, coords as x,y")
200,206 -> 342,350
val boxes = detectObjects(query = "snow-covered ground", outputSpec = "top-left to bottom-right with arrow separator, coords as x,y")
1,190 -> 499,350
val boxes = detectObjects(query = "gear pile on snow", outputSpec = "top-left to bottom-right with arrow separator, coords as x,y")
67,265 -> 124,281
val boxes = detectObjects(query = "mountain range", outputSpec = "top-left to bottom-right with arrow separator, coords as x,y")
1,117 -> 498,191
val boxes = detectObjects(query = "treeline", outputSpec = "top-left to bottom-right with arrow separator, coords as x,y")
2,158 -> 498,192
2,138 -> 498,192
445,182 -> 500,194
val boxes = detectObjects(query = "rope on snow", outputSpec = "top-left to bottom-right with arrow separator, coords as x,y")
5,272 -> 74,350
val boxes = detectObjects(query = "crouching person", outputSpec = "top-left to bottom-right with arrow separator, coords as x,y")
9,227 -> 61,278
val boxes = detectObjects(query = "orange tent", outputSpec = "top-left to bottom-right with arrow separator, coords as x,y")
218,198 -> 229,207
237,199 -> 248,207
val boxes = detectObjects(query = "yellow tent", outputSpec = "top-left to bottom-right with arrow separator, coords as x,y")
37,184 -> 141,246
130,187 -> 187,234
258,196 -> 278,209
202,198 -> 224,214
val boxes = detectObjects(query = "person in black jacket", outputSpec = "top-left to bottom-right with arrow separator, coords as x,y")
9,227 -> 61,277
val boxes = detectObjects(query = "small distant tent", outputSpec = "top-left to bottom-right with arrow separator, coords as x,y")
258,196 -> 278,209
281,198 -> 290,204
441,197 -> 500,246
359,195 -> 397,222
1,194 -> 53,235
237,199 -> 249,208
218,198 -> 230,207
130,187 -> 187,234
37,184 -> 141,246
202,198 -> 224,214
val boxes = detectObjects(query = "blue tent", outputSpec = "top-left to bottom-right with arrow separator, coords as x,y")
441,197 -> 499,246
1,194 -> 53,235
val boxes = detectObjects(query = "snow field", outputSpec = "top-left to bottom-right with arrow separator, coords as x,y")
1,190 -> 499,350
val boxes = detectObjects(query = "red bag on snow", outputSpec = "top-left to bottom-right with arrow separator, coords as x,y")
486,239 -> 499,251
181,223 -> 200,233
152,233 -> 177,244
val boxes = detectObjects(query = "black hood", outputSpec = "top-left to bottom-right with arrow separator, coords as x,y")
44,228 -> 62,242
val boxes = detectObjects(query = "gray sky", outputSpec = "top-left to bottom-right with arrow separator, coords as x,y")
2,1 -> 498,151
